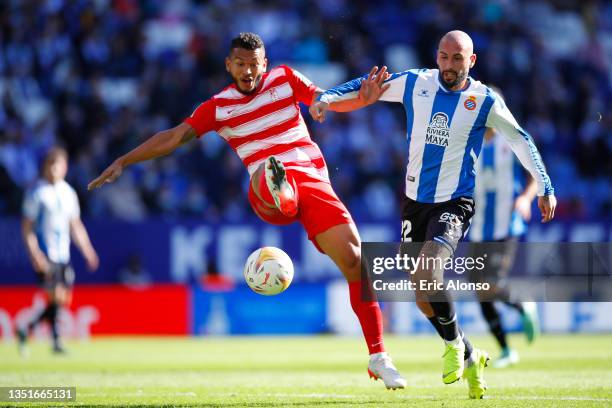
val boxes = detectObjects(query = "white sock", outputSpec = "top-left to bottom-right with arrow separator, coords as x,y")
370,351 -> 388,360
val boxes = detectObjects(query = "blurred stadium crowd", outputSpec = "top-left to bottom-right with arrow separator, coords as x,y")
0,0 -> 609,222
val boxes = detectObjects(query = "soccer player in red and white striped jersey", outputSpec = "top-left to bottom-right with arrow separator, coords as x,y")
88,32 -> 406,389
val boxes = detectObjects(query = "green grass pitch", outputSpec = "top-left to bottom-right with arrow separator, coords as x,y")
1,334 -> 611,407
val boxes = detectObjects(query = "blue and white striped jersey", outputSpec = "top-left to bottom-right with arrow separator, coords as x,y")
469,133 -> 527,242
23,179 -> 80,264
319,68 -> 554,203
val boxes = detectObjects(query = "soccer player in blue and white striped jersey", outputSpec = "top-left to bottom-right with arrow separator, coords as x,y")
469,118 -> 541,368
310,30 -> 556,399
18,148 -> 99,354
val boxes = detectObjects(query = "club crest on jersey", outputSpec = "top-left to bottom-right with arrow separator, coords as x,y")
464,96 -> 477,111
269,88 -> 280,101
426,112 -> 450,147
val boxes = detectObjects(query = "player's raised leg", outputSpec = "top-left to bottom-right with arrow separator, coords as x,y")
315,223 -> 406,390
251,156 -> 298,218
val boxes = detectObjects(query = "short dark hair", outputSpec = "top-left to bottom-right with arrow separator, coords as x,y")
45,146 -> 68,164
230,32 -> 265,52
41,146 -> 68,175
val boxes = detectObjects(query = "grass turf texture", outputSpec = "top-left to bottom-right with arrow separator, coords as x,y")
1,335 -> 611,407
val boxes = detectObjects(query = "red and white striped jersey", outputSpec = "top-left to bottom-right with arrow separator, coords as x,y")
184,65 -> 328,179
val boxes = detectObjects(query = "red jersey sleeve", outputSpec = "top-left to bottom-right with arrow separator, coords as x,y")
282,65 -> 320,106
183,99 -> 216,137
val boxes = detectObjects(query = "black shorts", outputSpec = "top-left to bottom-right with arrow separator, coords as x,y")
400,196 -> 475,253
38,263 -> 75,289
468,238 -> 518,285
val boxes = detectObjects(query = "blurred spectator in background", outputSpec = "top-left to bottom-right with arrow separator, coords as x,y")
0,0 -> 609,222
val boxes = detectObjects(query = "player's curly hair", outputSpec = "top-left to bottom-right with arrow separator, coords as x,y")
230,32 -> 265,52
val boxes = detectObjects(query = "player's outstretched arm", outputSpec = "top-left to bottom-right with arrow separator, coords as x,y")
310,66 -> 390,123
88,123 -> 197,190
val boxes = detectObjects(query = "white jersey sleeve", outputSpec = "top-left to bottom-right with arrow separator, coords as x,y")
378,71 -> 413,103
318,70 -> 415,105
486,94 -> 554,196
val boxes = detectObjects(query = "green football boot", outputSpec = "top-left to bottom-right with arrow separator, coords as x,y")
463,348 -> 490,399
492,347 -> 519,368
521,302 -> 540,344
442,340 -> 465,384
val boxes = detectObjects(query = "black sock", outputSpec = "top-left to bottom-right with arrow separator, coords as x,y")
428,316 -> 445,338
429,294 -> 460,342
504,301 -> 524,314
480,301 -> 507,349
429,314 -> 472,359
427,304 -> 473,361
46,303 -> 59,343
28,304 -> 53,331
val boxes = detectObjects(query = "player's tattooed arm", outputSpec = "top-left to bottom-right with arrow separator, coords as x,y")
88,123 -> 196,190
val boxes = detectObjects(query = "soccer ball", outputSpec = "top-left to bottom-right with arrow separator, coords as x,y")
244,247 -> 294,295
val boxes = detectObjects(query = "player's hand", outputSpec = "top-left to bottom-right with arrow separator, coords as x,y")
514,194 -> 532,221
358,65 -> 391,106
88,159 -> 125,190
86,251 -> 100,272
309,101 -> 329,123
538,194 -> 556,223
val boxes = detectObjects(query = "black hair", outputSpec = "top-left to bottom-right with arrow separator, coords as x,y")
229,32 -> 265,52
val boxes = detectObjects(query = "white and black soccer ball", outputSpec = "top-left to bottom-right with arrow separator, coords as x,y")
243,247 -> 294,295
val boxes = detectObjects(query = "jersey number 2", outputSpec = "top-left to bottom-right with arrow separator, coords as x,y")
401,220 -> 412,242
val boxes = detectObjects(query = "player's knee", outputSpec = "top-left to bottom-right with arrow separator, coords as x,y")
413,240 -> 452,297
339,242 -> 361,276
476,282 -> 500,302
55,292 -> 67,306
